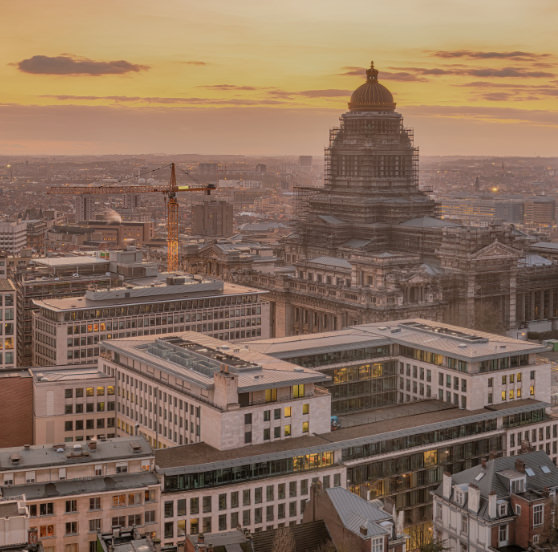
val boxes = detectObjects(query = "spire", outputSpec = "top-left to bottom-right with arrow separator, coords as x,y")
366,61 -> 379,83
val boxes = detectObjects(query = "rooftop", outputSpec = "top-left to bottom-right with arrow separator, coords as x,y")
0,438 -> 152,472
33,278 -> 265,311
29,364 -> 110,383
2,471 -> 158,501
32,255 -> 109,268
155,399 -> 546,473
102,332 -> 328,392
0,279 -> 14,292
245,318 -> 547,362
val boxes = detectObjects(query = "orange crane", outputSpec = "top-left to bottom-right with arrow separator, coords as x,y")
47,163 -> 215,272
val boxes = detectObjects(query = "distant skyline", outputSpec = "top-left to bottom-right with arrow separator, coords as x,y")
2,0 -> 558,156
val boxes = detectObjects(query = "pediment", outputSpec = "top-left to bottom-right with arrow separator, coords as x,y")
472,240 -> 520,260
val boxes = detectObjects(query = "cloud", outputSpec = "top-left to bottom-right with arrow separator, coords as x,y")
431,50 -> 551,61
297,89 -> 351,98
16,55 -> 149,75
40,94 -> 287,106
200,84 -> 260,91
381,71 -> 428,82
180,60 -> 207,66
338,66 -> 365,77
467,67 -> 554,78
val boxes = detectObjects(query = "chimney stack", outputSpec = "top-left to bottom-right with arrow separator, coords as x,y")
515,459 -> 526,473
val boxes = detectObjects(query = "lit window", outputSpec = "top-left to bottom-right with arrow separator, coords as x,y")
292,384 -> 305,398
517,388 -> 522,398
509,390 -> 514,400
424,450 -> 437,466
284,407 -> 292,418
302,403 -> 309,415
284,425 -> 291,437
265,389 -> 277,402
302,421 -> 309,433
530,386 -> 535,396
501,391 -> 507,401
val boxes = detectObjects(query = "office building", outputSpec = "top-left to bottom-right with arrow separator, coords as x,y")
32,275 -> 269,366
99,331 -> 330,449
0,438 -> 159,552
433,451 -> 558,551
31,365 -> 116,445
191,199 -> 234,237
0,221 -> 27,255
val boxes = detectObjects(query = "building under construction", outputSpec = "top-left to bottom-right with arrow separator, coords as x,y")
189,63 -> 558,338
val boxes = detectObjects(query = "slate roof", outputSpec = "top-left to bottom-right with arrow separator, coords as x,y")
326,487 -> 392,539
400,216 -> 459,228
307,256 -> 352,269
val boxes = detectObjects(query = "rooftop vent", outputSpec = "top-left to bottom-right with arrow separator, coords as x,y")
9,453 -> 21,464
458,344 -> 467,348
131,442 -> 142,453
23,444 -> 31,450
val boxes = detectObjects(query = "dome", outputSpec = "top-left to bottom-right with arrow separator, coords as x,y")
348,62 -> 396,112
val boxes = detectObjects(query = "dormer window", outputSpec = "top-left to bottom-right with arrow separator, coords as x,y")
498,501 -> 508,518
511,478 -> 526,494
454,488 -> 466,506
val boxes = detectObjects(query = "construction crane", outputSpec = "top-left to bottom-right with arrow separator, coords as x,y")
47,163 -> 215,272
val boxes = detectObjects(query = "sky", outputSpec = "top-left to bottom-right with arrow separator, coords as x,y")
2,0 -> 558,157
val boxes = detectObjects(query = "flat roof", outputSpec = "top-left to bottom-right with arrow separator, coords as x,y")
244,318 -> 547,362
33,256 -> 109,267
156,399 -> 547,474
29,364 -> 111,383
102,332 -> 328,392
33,280 -> 266,312
0,438 -> 152,471
2,471 -> 158,501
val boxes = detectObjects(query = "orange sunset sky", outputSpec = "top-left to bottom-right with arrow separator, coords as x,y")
2,0 -> 558,156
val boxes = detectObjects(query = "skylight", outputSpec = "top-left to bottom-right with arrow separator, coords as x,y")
475,472 -> 485,481
525,468 -> 535,477
541,465 -> 551,474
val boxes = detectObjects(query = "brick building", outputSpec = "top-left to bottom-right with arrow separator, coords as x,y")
0,371 -> 33,448
432,450 -> 558,551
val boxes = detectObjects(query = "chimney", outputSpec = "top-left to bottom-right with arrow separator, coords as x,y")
360,525 -> 368,537
88,440 -> 97,450
489,451 -> 497,460
442,471 -> 452,500
468,484 -> 480,514
515,459 -> 525,473
481,457 -> 487,468
488,492 -> 497,519
198,533 -> 205,544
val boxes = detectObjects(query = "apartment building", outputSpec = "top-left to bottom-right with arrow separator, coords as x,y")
99,331 -> 331,449
0,438 -> 159,552
433,451 -> 558,551
0,279 -> 17,369
31,365 -> 116,444
32,274 -> 269,366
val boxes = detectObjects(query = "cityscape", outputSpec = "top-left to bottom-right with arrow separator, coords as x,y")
2,1 -> 558,552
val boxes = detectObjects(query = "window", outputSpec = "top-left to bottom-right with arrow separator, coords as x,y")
263,428 -> 270,441
65,521 -> 78,535
292,384 -> 305,398
284,424 -> 291,437
302,403 -> 309,415
497,502 -> 507,517
498,524 -> 508,544
302,421 -> 309,433
243,489 -> 251,506
274,427 -> 281,438
231,492 -> 239,508
534,504 -> 544,527
284,407 -> 292,418
89,497 -> 101,510
265,389 -> 277,402
64,389 -> 73,399
177,499 -> 186,516
371,537 -> 384,552
113,495 -> 126,507
145,510 -> 156,524
264,410 -> 271,422
115,462 -> 127,473
65,500 -> 77,513
515,504 -> 522,516
266,486 -> 274,501
244,413 -> 252,425
203,496 -> 211,513
40,503 -> 54,516
488,377 -> 493,387
89,519 -> 101,532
